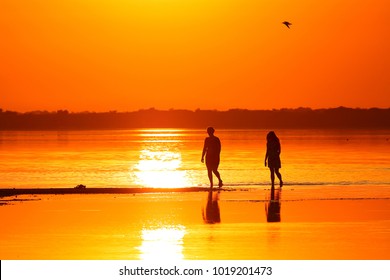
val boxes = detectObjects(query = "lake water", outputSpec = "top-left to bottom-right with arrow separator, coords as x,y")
1,129 -> 390,260
0,129 -> 389,189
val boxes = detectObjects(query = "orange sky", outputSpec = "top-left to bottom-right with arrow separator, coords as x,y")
1,0 -> 389,112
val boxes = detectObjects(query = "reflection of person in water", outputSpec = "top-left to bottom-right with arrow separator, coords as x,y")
201,127 -> 223,189
202,189 -> 221,224
264,131 -> 283,187
265,187 -> 281,222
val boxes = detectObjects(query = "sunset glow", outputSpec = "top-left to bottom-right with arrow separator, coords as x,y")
1,0 -> 389,263
1,0 -> 389,112
134,149 -> 190,188
133,130 -> 192,188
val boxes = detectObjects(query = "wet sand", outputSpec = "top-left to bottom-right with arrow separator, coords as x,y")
1,186 -> 389,260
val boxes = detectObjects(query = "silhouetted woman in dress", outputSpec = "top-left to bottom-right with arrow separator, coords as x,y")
264,131 -> 283,187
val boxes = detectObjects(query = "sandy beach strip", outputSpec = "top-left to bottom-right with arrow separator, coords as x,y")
2,184 -> 389,197
0,186 -> 216,198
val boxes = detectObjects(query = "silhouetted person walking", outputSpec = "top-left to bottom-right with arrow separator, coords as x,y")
265,131 -> 283,187
201,127 -> 223,188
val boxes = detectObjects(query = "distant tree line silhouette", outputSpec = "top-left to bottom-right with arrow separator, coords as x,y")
0,107 -> 389,130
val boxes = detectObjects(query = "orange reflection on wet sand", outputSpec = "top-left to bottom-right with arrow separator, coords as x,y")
137,225 -> 186,260
1,186 -> 389,260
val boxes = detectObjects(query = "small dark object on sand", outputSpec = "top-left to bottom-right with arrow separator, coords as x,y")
75,184 -> 86,189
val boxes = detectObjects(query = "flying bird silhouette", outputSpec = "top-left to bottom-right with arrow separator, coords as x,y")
282,21 -> 292,29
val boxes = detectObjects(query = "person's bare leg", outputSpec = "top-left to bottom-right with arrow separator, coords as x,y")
213,169 -> 223,187
275,168 -> 283,187
270,168 -> 275,188
208,169 -> 213,188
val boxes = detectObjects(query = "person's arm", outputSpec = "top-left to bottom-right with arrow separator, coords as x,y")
264,146 -> 268,166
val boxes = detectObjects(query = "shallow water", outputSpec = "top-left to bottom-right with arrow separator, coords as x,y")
0,129 -> 389,189
1,187 -> 389,260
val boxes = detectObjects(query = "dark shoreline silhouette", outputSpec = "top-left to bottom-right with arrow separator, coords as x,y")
1,107 -> 389,130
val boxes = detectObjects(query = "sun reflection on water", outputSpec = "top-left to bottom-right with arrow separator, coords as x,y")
133,131 -> 191,188
138,225 -> 186,260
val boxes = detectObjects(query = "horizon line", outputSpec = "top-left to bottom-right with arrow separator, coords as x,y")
2,106 -> 390,114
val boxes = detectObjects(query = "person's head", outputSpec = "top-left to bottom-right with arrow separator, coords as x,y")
207,127 -> 215,136
267,131 -> 278,142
